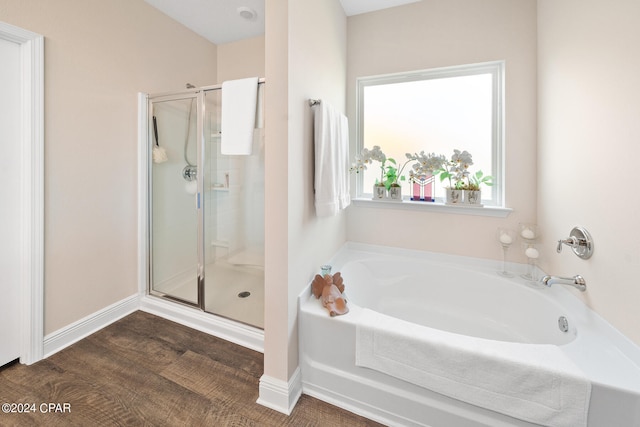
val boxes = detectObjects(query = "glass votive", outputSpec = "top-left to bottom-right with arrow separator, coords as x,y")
522,245 -> 540,282
320,265 -> 332,276
497,228 -> 516,246
519,223 -> 538,241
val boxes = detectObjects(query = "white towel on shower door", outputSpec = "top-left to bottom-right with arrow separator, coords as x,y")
221,77 -> 258,155
313,101 -> 350,217
355,309 -> 591,427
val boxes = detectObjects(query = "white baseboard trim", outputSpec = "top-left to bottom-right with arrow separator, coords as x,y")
256,368 -> 302,415
42,291 -> 264,360
139,295 -> 264,353
43,294 -> 139,358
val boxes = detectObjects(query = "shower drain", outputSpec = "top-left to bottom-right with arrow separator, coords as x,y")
237,291 -> 251,298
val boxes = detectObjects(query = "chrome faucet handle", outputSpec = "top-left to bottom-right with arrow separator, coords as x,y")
557,237 -> 576,253
556,227 -> 594,259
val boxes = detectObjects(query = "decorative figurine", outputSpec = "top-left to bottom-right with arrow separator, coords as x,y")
311,272 -> 349,317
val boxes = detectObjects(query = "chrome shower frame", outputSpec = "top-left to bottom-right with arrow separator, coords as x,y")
145,79 -> 265,311
146,88 -> 205,309
138,84 -> 265,353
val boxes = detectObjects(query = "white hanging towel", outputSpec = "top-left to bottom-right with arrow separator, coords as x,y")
313,101 -> 351,217
221,77 -> 259,155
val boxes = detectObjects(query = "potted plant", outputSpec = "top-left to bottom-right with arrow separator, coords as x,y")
350,145 -> 390,200
436,149 -> 473,205
351,146 -> 427,201
384,163 -> 403,201
464,170 -> 493,205
382,154 -> 415,201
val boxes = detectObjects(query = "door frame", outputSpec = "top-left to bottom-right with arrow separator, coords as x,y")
142,91 -> 202,307
0,21 -> 44,365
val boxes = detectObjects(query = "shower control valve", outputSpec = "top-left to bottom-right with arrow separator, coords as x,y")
556,226 -> 593,259
182,165 -> 197,182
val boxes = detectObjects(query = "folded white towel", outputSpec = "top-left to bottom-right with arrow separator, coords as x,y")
313,102 -> 351,217
356,309 -> 591,427
221,77 -> 259,155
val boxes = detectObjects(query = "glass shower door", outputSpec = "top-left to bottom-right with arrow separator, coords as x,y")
148,85 -> 265,328
149,95 -> 199,305
202,88 -> 265,328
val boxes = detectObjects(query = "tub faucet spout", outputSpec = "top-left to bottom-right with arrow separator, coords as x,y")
541,275 -> 587,292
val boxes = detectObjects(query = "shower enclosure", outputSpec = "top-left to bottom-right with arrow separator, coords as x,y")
146,82 -> 264,329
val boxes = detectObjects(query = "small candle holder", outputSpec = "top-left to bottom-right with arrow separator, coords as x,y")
521,244 -> 540,282
519,223 -> 539,242
496,228 -> 516,277
320,265 -> 332,277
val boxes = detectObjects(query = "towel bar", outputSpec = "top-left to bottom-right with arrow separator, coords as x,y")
309,99 -> 321,106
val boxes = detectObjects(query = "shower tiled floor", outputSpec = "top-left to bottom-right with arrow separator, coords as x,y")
157,260 -> 264,329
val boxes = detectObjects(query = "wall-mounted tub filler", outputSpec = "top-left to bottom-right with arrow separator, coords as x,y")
541,274 -> 587,292
557,226 -> 594,259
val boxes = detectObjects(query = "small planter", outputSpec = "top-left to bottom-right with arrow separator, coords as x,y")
464,189 -> 482,206
388,184 -> 402,201
372,184 -> 386,200
445,188 -> 463,205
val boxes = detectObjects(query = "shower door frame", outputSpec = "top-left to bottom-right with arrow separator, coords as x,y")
138,83 -> 265,352
147,89 -> 206,309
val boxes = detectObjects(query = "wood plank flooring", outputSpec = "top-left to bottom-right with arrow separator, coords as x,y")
0,311 -> 384,426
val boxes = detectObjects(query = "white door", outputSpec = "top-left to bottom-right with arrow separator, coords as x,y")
0,36 -> 22,367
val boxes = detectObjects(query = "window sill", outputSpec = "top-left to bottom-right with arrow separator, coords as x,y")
351,198 -> 512,218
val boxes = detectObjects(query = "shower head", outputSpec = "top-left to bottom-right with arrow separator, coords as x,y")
186,83 -> 196,89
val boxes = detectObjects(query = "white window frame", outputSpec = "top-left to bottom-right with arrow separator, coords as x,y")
355,61 -> 506,213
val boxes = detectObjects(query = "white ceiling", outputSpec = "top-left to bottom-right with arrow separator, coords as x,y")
144,0 -> 421,45
340,0 -> 420,17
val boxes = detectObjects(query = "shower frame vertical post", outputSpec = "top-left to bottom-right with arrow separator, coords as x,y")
196,89 -> 205,309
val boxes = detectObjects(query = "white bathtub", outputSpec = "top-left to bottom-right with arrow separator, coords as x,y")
299,243 -> 640,427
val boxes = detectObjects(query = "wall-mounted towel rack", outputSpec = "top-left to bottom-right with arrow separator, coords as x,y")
309,99 -> 321,106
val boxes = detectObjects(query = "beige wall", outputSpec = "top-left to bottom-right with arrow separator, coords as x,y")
286,0 -> 348,376
346,0 -> 538,261
217,36 -> 265,82
538,0 -> 640,345
264,0 -> 291,382
0,0 -> 217,334
263,0 -> 347,383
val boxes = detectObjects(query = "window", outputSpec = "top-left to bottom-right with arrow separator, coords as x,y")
356,61 -> 504,207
